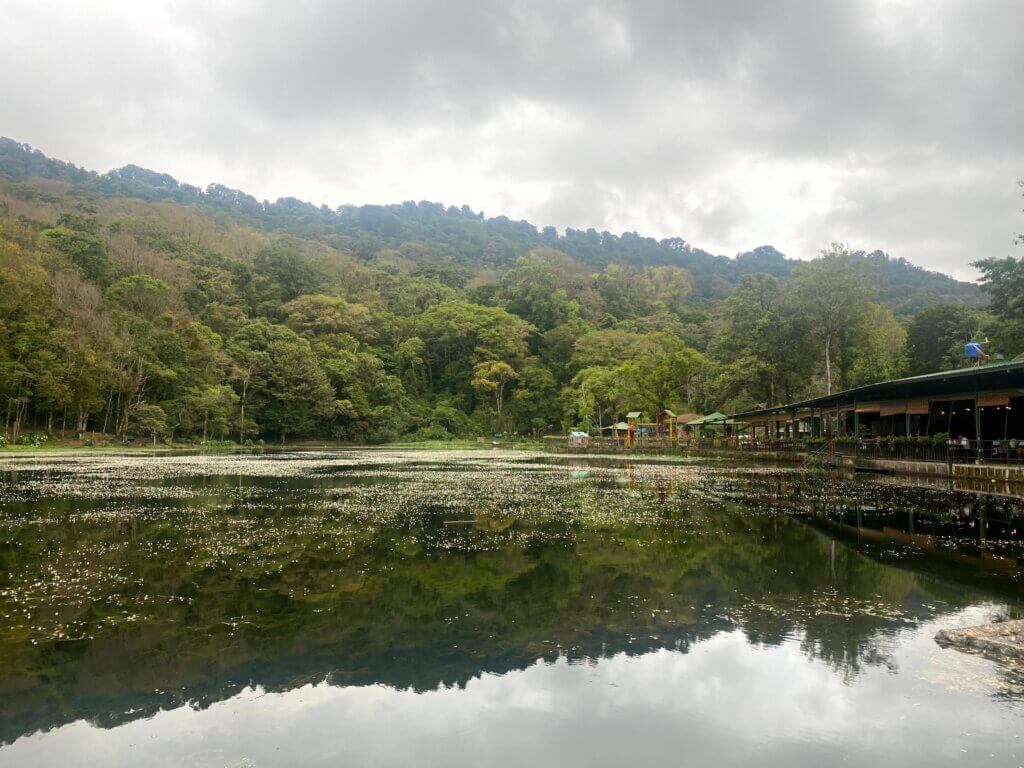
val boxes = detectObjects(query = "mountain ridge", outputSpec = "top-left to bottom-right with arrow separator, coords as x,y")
0,137 -> 981,312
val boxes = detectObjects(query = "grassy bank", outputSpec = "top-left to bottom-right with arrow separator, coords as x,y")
0,436 -> 546,456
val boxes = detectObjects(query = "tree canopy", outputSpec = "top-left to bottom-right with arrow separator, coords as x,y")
0,140 -> 1014,443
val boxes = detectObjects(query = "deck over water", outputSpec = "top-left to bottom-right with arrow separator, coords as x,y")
557,443 -> 1024,486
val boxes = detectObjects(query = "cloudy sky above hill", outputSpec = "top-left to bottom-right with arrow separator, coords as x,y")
2,0 -> 1021,278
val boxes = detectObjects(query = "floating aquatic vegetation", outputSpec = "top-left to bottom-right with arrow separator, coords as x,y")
0,449 -> 1022,745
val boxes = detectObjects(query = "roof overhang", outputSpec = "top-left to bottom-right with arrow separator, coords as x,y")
729,361 -> 1024,422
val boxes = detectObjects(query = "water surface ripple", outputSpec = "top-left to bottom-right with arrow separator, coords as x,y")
0,450 -> 1022,767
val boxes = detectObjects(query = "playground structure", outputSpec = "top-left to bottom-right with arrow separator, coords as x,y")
584,409 -> 706,449
621,410 -> 679,448
571,409 -> 744,450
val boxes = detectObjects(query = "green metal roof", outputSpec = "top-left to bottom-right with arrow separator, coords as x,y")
686,411 -> 727,425
626,411 -> 643,419
730,359 -> 1024,420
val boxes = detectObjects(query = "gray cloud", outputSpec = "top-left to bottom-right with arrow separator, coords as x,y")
1,0 -> 1021,279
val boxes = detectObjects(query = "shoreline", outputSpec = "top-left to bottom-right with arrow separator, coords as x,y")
0,438 -> 543,458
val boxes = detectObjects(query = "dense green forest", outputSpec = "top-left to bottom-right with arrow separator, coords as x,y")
0,138 -> 1020,444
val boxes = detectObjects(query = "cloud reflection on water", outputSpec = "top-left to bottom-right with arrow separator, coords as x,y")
5,607 -> 1021,768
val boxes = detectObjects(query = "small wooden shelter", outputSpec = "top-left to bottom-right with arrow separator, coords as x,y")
568,430 -> 590,448
673,412 -> 701,442
686,412 -> 729,439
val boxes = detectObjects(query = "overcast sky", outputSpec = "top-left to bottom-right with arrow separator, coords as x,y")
2,0 -> 1022,279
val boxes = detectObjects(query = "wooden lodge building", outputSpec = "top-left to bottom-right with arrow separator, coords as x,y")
730,360 -> 1024,451
554,360 -> 1024,480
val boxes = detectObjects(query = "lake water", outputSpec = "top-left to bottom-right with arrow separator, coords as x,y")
1,450 -> 1023,767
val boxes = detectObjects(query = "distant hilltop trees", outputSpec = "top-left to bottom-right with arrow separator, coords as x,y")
0,138 -> 981,309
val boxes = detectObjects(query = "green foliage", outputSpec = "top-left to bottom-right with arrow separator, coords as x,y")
231,321 -> 334,442
411,423 -> 453,441
496,250 -> 580,331
107,275 -> 171,320
42,227 -> 114,285
471,360 -> 517,408
251,242 -> 320,309
844,304 -> 908,387
415,301 -> 532,401
706,274 -> 815,409
969,181 -> 1024,355
793,244 -> 873,394
2,138 -> 983,304
0,141 -> 1015,445
973,253 -> 1024,355
129,403 -> 168,445
973,256 -> 1024,321
564,332 -> 705,432
906,301 -> 985,374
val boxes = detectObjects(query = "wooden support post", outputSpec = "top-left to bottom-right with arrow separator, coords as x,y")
853,402 -> 860,457
905,406 -> 912,437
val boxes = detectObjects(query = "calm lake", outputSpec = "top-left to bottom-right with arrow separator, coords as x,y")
1,450 -> 1023,767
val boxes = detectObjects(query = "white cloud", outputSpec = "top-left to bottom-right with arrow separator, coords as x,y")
4,612 -> 1019,768
1,0 -> 1021,278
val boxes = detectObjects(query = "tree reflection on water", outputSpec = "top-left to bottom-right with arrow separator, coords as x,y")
0,451 -> 1022,744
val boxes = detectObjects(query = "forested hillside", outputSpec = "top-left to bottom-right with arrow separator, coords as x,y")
0,138 -> 1014,445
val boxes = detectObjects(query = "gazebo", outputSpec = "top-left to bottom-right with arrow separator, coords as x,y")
602,421 -> 629,446
685,412 -> 729,440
